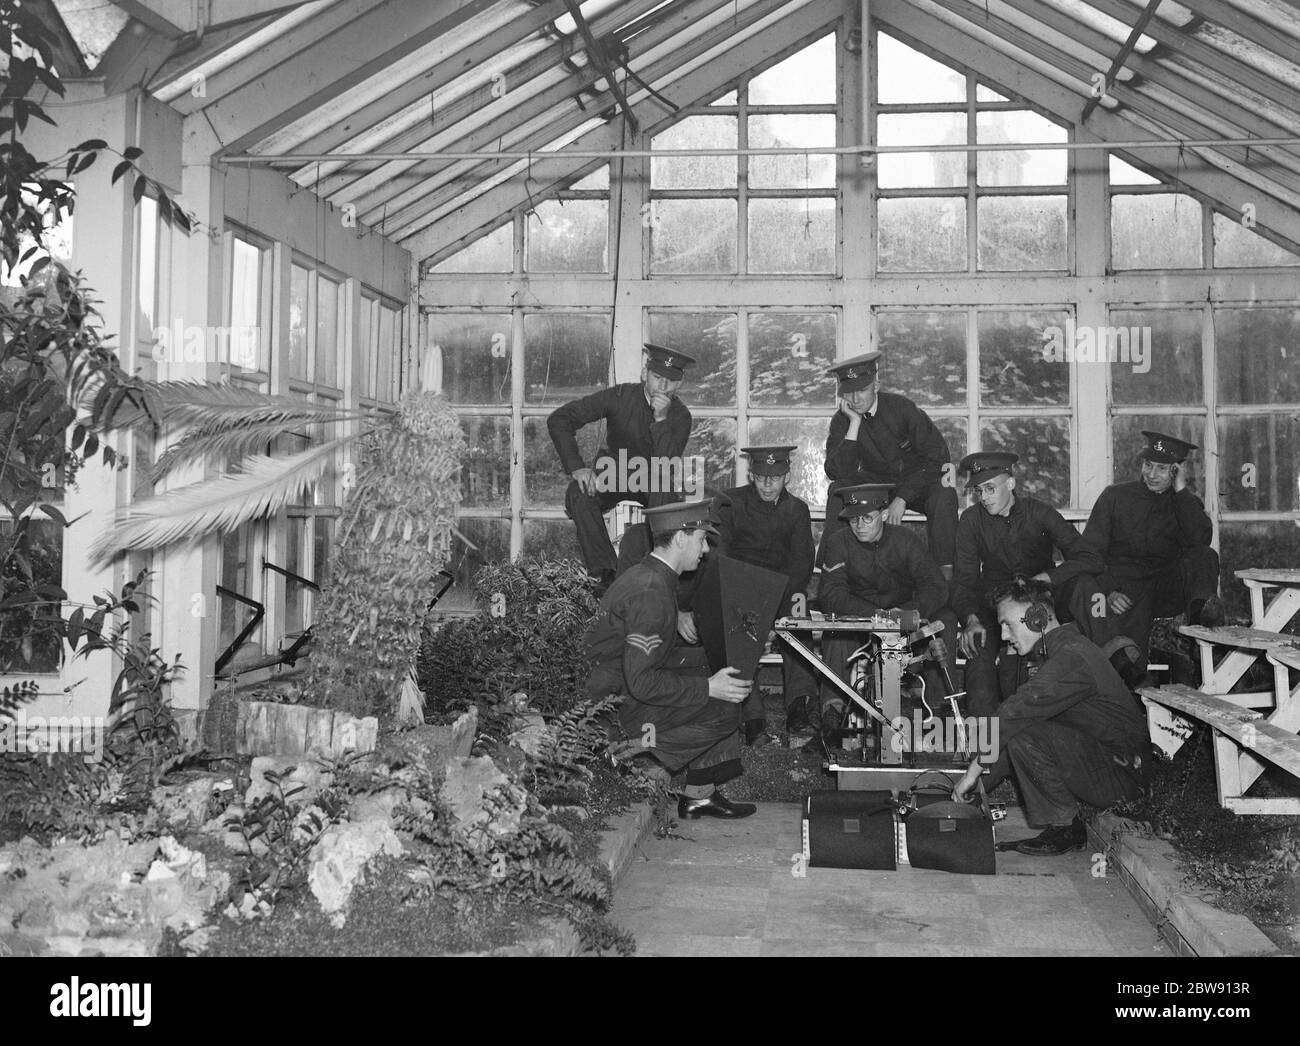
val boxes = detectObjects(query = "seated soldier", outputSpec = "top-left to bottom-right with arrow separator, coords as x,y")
585,499 -> 757,820
954,451 -> 1147,718
548,344 -> 696,592
817,483 -> 954,747
821,350 -> 958,577
714,445 -> 817,745
953,577 -> 1150,856
1084,431 -> 1224,666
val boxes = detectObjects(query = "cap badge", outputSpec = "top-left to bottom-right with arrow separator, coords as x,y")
845,368 -> 857,379
765,454 -> 777,465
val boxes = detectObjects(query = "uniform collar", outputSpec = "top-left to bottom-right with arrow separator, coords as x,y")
1039,621 -> 1080,656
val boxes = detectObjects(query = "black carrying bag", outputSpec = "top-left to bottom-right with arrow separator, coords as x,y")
900,771 -> 996,875
803,790 -> 897,870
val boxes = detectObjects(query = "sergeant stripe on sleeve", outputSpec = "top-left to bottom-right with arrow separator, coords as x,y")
823,561 -> 845,572
627,633 -> 663,656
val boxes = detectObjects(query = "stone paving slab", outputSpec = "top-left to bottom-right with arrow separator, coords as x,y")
611,803 -> 1170,957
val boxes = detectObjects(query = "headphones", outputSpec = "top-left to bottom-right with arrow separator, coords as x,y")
1022,598 -> 1052,634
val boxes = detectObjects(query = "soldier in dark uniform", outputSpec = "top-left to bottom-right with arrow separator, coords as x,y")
713,446 -> 817,745
548,344 -> 696,591
954,452 -> 1147,718
818,484 -> 953,740
585,499 -> 757,820
953,577 -> 1149,856
821,350 -> 958,576
1084,431 -> 1223,664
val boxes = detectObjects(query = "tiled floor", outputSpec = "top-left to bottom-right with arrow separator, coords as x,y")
611,803 -> 1171,957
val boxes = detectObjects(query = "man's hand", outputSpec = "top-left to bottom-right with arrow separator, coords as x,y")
952,758 -> 982,802
1172,463 -> 1187,492
838,399 -> 863,438
677,610 -> 698,644
1030,571 -> 1052,583
884,497 -> 907,525
649,391 -> 673,421
571,467 -> 597,496
1108,590 -> 1133,615
959,616 -> 986,658
708,667 -> 752,703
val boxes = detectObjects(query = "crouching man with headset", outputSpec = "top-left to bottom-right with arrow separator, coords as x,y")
952,577 -> 1151,856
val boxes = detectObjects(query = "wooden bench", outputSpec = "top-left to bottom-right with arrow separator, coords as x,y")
1140,683 -> 1300,815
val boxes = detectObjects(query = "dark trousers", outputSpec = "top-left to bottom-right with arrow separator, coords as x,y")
565,480 -> 622,577
616,647 -> 743,782
1098,546 -> 1221,661
820,482 -> 959,567
961,607 -> 1025,719
996,721 -> 1145,827
819,607 -> 959,715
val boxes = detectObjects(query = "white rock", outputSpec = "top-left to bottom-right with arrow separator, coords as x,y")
145,860 -> 177,881
307,821 -> 403,927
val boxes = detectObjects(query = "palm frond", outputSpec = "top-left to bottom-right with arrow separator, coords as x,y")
150,416 -> 376,485
89,440 -> 346,563
152,381 -> 373,430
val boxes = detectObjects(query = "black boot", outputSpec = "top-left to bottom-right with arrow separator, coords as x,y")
743,718 -> 768,747
1190,595 -> 1225,629
1014,816 -> 1088,856
1109,649 -> 1154,694
784,696 -> 816,735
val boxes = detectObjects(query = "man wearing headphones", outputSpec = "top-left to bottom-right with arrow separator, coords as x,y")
952,577 -> 1150,856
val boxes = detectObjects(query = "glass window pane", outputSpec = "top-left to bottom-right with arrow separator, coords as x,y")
976,111 -> 1066,186
1110,415 -> 1206,491
524,416 -> 602,507
1112,194 -> 1202,269
460,416 -> 512,508
749,34 -> 835,104
933,416 -> 969,482
525,199 -> 607,272
744,417 -> 831,506
876,311 -> 967,407
1111,308 -> 1203,405
712,90 -> 738,106
285,517 -> 307,635
877,113 -> 966,189
288,264 -> 309,381
977,84 -> 1009,102
523,312 -> 610,405
690,417 -> 738,494
1212,214 -> 1300,267
650,199 -> 737,274
138,196 -> 157,333
978,309 -> 1071,407
357,297 -> 375,399
522,518 -> 584,564
878,197 -> 966,272
1219,522 -> 1300,635
1109,155 -> 1159,185
648,311 -> 737,408
376,305 -> 397,403
748,114 -> 836,189
651,116 -> 738,189
571,166 -> 609,190
1216,306 -> 1300,404
747,312 -> 837,407
220,525 -> 262,658
878,32 -> 965,104
229,237 -> 263,372
979,416 -> 1072,506
427,313 -> 511,405
747,197 -> 835,274
0,519 -> 62,673
443,517 -> 511,612
315,275 -> 340,387
977,195 -> 1067,270
429,222 -> 514,273
1218,413 -> 1300,512
313,517 -> 332,588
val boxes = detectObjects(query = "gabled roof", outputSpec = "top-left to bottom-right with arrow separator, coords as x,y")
84,0 -> 1300,261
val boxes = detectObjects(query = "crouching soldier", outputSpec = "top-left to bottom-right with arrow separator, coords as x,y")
585,499 -> 757,820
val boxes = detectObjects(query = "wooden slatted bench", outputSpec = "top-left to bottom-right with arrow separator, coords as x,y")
1140,683 -> 1300,815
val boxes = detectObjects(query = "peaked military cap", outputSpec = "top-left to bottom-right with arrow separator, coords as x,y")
644,498 -> 719,536
960,451 -> 1019,484
741,445 -> 796,477
836,483 -> 895,519
1139,430 -> 1197,464
827,350 -> 882,392
644,343 -> 697,380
